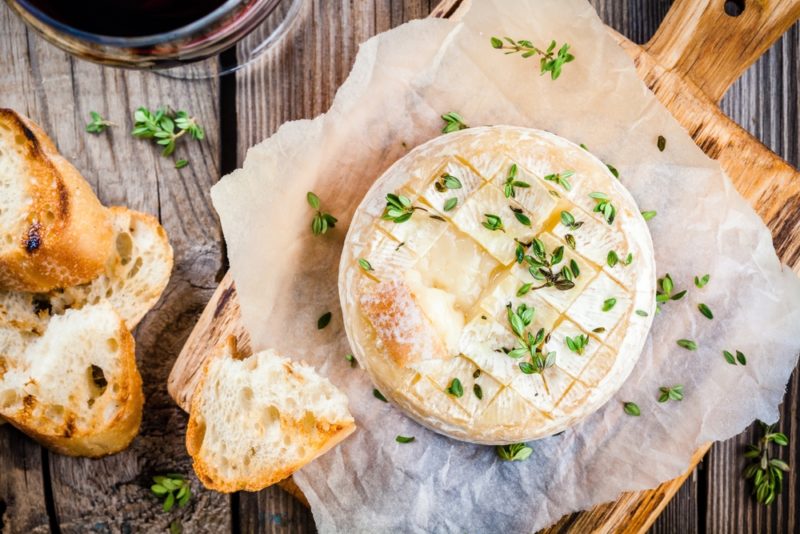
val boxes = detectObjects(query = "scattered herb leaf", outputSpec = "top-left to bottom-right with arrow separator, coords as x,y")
396,435 -> 415,443
317,312 -> 332,329
441,112 -> 469,133
446,378 -> 464,397
623,402 -> 641,416
496,442 -> 533,461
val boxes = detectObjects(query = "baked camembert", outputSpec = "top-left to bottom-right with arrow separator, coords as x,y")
340,126 -> 656,444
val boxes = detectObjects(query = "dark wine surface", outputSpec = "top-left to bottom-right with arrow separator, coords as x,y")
21,0 -> 230,37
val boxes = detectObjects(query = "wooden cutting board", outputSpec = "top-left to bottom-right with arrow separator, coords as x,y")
168,0 -> 800,531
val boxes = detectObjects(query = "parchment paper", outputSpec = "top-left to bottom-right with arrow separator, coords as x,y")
211,1 -> 800,532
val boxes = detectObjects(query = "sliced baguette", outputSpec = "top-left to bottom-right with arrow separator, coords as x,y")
0,302 -> 143,457
0,207 -> 173,333
187,338 -> 356,492
0,109 -> 114,292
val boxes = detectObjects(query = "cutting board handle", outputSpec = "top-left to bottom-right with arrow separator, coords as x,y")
645,0 -> 800,103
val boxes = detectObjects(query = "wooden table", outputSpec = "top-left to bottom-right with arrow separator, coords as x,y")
0,1 -> 797,533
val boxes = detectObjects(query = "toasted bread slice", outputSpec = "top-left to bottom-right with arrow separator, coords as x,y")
0,303 -> 143,457
0,109 -> 114,292
187,338 -> 356,492
0,207 -> 173,333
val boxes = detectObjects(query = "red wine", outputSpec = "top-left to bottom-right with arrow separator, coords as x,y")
22,0 -> 230,37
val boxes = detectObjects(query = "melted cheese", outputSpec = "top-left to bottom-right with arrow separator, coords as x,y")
341,126 -> 656,444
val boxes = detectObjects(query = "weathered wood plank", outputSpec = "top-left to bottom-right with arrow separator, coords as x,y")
0,4 -> 231,532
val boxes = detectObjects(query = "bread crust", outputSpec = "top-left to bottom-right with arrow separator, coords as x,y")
1,316 -> 143,457
0,109 -> 113,292
186,339 -> 356,493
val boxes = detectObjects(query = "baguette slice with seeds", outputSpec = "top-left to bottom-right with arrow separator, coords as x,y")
0,302 -> 142,457
187,338 -> 355,492
0,109 -> 114,292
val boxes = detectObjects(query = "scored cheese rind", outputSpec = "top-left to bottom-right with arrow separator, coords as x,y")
340,126 -> 656,444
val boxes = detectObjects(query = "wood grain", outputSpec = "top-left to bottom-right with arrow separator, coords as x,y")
1,0 -> 798,533
0,5 -> 231,532
168,0 -> 800,533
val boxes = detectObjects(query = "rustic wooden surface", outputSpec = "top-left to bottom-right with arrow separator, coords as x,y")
1,0 -> 798,533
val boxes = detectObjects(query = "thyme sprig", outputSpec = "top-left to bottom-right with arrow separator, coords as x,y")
434,173 -> 462,192
382,193 -> 426,223
560,210 -> 583,230
307,192 -> 338,235
505,303 -> 556,374
565,334 -> 589,355
151,474 -> 192,512
132,107 -> 204,161
482,213 -> 505,232
589,192 -> 616,224
656,274 -> 687,306
744,422 -> 790,505
85,111 -> 114,134
658,385 -> 684,403
623,402 -> 641,416
544,170 -> 574,191
490,37 -> 575,80
497,442 -> 533,461
441,111 -> 469,133
503,164 -> 530,198
524,238 -> 578,291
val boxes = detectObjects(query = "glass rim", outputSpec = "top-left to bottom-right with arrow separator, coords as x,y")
13,0 -> 256,47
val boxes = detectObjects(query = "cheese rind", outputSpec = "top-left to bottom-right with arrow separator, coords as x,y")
340,126 -> 656,444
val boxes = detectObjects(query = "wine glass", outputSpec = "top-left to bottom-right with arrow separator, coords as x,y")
4,0 -> 307,77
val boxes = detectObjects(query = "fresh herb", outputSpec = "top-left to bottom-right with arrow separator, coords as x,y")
543,170 -> 574,191
151,474 -> 192,512
592,327 -> 606,333
624,253 -> 633,265
496,442 -> 533,461
565,334 -> 589,355
694,274 -> 710,288
473,369 -> 481,379
641,210 -> 657,221
307,192 -> 338,235
560,210 -> 583,230
441,111 -> 469,133
396,435 -> 415,443
523,239 -> 577,291
505,303 -> 556,374
565,233 -> 577,250
373,389 -> 388,402
86,111 -> 113,134
317,312 -> 332,329
698,303 -> 713,319
724,349 -> 747,366
607,251 -> 619,268
345,354 -> 357,368
132,107 -> 204,158
589,192 -> 616,224
434,173 -> 463,191
656,274 -> 687,305
174,159 -> 189,169
503,164 -> 530,198
677,339 -> 697,351
473,383 -> 483,399
358,258 -> 373,272
482,214 -> 505,232
443,197 -> 458,211
510,206 -> 531,227
382,193 -> 424,223
606,164 -> 619,179
635,309 -> 649,317
658,385 -> 684,403
517,283 -> 533,297
657,135 -> 667,152
744,421 -> 790,505
602,298 -> 617,312
490,37 -> 575,80
446,378 -> 464,397
623,402 -> 641,416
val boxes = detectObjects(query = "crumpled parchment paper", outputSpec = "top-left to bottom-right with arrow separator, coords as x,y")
210,1 -> 800,532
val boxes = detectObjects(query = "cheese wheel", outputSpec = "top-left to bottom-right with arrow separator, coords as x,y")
340,126 -> 656,444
